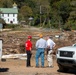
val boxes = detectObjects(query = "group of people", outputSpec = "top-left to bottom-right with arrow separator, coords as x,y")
25,34 -> 56,68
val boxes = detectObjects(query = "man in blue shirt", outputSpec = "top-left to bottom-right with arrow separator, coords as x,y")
35,34 -> 47,68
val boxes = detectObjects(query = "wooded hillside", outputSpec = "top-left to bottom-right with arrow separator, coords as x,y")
0,0 -> 76,30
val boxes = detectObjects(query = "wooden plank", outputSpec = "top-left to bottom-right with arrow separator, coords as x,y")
2,53 -> 27,60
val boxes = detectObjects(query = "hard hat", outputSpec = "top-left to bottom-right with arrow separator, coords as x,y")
39,34 -> 43,38
28,36 -> 32,39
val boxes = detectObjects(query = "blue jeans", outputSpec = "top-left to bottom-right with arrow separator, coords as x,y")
35,48 -> 45,67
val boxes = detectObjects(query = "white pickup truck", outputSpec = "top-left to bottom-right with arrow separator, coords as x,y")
56,44 -> 76,72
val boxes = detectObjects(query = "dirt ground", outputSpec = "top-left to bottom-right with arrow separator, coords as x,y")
0,27 -> 76,75
0,56 -> 76,75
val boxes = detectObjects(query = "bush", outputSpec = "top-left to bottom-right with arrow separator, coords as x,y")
4,24 -> 19,29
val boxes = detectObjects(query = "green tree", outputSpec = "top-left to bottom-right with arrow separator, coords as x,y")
55,0 -> 71,24
13,0 -> 25,8
32,0 -> 51,26
65,0 -> 76,30
1,0 -> 13,8
20,5 -> 33,20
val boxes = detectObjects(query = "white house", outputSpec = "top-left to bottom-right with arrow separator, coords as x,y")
0,3 -> 18,24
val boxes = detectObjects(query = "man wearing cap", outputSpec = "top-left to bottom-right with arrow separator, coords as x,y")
25,36 -> 32,67
35,34 -> 47,68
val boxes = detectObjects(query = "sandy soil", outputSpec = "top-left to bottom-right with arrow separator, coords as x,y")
0,57 -> 76,75
0,27 -> 76,75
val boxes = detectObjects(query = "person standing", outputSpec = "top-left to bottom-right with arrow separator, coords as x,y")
46,35 -> 56,68
35,34 -> 47,68
25,36 -> 32,67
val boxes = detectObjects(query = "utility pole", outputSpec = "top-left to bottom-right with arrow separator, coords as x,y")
0,10 -> 3,31
59,19 -> 61,30
0,10 -> 1,18
40,5 -> 42,27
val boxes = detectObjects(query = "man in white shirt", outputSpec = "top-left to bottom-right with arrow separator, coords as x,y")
46,35 -> 56,68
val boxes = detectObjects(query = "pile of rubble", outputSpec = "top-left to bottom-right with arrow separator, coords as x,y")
0,28 -> 76,55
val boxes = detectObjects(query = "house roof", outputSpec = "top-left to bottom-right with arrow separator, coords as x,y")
0,8 -> 18,14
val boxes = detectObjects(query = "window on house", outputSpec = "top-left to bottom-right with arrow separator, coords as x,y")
8,19 -> 9,22
13,14 -> 15,17
13,19 -> 15,22
8,14 -> 9,17
2,14 -> 4,17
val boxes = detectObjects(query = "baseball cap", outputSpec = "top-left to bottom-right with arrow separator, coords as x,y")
39,34 -> 43,38
28,36 -> 32,39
